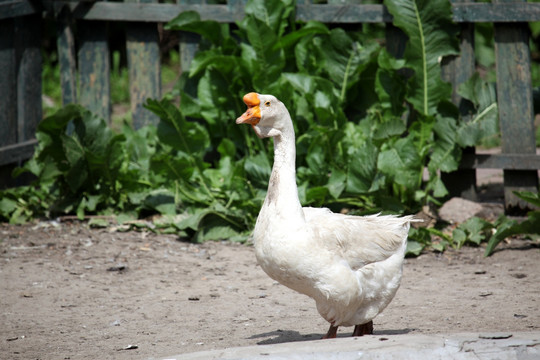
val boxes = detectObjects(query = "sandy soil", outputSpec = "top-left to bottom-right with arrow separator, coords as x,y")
0,220 -> 539,360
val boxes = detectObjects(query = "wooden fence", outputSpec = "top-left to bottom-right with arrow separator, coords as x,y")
1,0 -> 539,212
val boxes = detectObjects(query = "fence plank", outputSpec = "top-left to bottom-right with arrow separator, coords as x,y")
52,2 -> 238,23
461,154 -> 540,171
15,14 -> 42,142
50,2 -> 540,23
0,0 -> 39,20
178,0 -> 202,78
179,31 -> 198,75
452,3 -> 540,23
494,0 -> 539,213
297,3 -> 392,23
56,5 -> 78,106
0,18 -> 18,188
126,0 -> 161,128
0,19 -> 17,148
0,140 -> 38,167
441,0 -> 477,201
0,15 -> 41,187
78,20 -> 111,121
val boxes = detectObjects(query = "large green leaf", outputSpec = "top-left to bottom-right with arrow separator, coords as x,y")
165,11 -> 226,46
377,136 -> 422,189
375,49 -> 407,115
145,98 -> 210,155
515,191 -> 540,208
384,0 -> 459,115
314,29 -> 368,102
429,115 -> 461,173
346,141 -> 379,194
150,151 -> 195,183
189,52 -> 239,78
274,21 -> 330,51
282,72 -> 315,94
61,134 -> 88,193
37,103 -> 84,133
484,192 -> 540,256
143,189 -> 177,216
244,0 -> 294,38
453,217 -> 493,248
174,208 -> 244,242
196,68 -> 237,136
36,104 -> 86,169
456,73 -> 499,147
241,16 -> 285,90
326,168 -> 346,199
244,152 -> 272,189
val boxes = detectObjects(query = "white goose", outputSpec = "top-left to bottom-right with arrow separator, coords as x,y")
236,92 -> 417,338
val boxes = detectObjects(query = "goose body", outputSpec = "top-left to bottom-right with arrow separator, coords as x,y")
236,92 -> 417,338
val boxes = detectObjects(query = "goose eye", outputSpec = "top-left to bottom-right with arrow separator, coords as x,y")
264,101 -> 271,107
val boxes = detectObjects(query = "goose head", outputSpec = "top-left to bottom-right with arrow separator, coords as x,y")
236,92 -> 291,138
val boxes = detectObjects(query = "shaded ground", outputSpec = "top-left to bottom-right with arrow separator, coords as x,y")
1,219 -> 539,360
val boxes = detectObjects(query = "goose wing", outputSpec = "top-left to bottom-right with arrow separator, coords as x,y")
303,207 -> 414,271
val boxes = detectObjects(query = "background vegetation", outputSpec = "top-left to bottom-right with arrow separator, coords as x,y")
1,0 -> 539,256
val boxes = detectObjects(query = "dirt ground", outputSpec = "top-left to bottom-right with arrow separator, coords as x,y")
4,35 -> 538,353
1,215 -> 539,360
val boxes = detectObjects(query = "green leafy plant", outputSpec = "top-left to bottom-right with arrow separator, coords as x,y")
407,191 -> 540,256
145,98 -> 259,241
161,0 -> 497,216
0,104 -> 154,223
384,0 -> 459,116
484,192 -> 540,256
1,0 -> 534,255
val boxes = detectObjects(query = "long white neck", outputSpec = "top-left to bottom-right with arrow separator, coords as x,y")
261,117 -> 304,222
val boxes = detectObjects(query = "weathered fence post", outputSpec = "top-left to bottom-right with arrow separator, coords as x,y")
126,0 -> 161,128
0,18 -> 18,189
178,0 -> 202,77
0,12 -> 42,188
78,18 -> 111,122
15,14 -> 42,142
0,19 -> 16,140
56,5 -> 77,106
441,0 -> 477,201
494,0 -> 539,213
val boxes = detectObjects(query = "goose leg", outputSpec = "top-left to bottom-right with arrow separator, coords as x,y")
322,324 -> 338,339
352,320 -> 373,337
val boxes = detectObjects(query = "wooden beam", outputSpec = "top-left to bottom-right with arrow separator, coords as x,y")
126,0 -> 161,128
296,4 -> 392,23
15,13 -> 42,142
0,18 -> 17,150
494,0 -> 539,213
0,139 -> 37,166
441,0 -> 478,201
78,19 -> 111,121
460,154 -> 540,171
51,2 -> 238,23
178,0 -> 202,76
56,5 -> 77,107
452,3 -> 540,23
45,2 -> 540,23
0,0 -> 40,20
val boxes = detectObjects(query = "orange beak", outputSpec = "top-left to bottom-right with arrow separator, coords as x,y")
236,92 -> 261,125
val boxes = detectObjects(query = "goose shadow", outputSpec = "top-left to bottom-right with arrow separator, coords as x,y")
248,330 -> 320,345
248,328 -> 415,345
